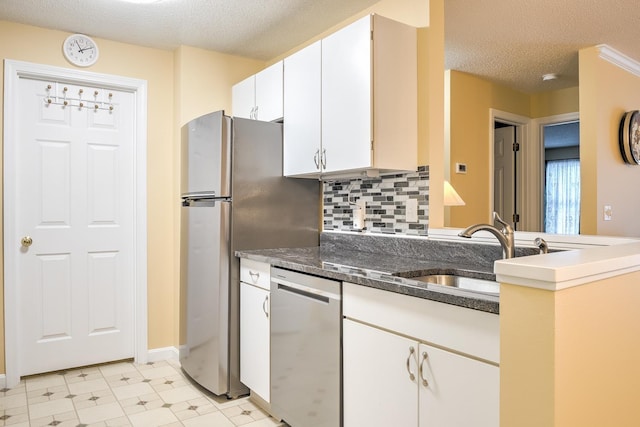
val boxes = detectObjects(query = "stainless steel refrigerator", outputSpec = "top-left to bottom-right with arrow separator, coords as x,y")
180,111 -> 319,397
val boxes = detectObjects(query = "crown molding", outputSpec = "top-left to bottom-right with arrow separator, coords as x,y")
597,44 -> 640,77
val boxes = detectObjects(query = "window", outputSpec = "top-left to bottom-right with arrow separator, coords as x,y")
544,159 -> 580,234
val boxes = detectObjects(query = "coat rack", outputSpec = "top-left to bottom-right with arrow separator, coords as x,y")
43,83 -> 115,112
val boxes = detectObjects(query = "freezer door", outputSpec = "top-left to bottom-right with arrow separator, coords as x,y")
180,199 -> 231,395
181,111 -> 231,197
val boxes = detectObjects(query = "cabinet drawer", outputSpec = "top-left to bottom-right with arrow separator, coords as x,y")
343,282 -> 500,364
240,259 -> 270,290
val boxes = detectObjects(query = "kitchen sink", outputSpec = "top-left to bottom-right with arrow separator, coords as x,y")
412,274 -> 499,295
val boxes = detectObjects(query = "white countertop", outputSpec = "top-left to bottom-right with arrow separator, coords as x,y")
495,241 -> 640,290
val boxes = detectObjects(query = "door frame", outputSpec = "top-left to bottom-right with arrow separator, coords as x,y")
489,109 -> 530,226
3,60 -> 148,387
530,112 -> 580,232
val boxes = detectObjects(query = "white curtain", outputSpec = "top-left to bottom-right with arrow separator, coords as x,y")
545,159 -> 580,234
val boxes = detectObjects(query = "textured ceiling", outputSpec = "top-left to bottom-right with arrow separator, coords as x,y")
445,0 -> 640,93
1,0 -> 639,94
0,0 -> 379,60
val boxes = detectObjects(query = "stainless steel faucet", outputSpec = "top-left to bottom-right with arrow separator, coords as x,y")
458,212 -> 515,259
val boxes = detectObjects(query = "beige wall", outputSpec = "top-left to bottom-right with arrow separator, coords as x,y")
0,20 -> 267,373
1,0 -> 430,373
501,272 -> 640,426
446,70 -> 530,227
445,70 -> 580,228
531,86 -> 579,118
0,20 -> 175,371
579,46 -> 640,236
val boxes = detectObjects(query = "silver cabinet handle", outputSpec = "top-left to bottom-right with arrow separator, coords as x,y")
419,351 -> 429,387
321,148 -> 327,169
406,346 -> 416,381
249,271 -> 260,283
250,106 -> 255,119
262,295 -> 269,318
254,105 -> 259,120
313,149 -> 320,169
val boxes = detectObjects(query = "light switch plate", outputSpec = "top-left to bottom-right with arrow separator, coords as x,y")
604,205 -> 612,221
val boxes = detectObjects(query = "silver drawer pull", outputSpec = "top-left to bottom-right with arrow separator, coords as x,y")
419,351 -> 429,387
249,271 -> 260,283
406,346 -> 416,381
262,295 -> 269,318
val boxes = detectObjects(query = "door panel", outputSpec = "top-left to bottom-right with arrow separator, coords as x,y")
494,126 -> 515,227
15,78 -> 135,376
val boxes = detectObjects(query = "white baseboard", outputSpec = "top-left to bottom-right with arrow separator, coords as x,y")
146,346 -> 180,363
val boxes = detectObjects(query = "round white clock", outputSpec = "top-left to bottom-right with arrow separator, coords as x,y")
63,34 -> 99,67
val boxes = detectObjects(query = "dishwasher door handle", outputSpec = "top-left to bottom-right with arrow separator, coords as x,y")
271,276 -> 341,301
275,283 -> 331,304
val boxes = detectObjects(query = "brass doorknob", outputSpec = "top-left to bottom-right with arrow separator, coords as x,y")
21,236 -> 33,247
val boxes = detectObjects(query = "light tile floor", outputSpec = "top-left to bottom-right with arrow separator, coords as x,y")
0,360 -> 285,427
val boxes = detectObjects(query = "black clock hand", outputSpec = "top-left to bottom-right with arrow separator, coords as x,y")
75,40 -> 82,52
79,46 -> 94,53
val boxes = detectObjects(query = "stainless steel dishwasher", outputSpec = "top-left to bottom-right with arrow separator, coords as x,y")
270,267 -> 342,427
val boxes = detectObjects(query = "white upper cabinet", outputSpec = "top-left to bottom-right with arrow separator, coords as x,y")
283,41 -> 322,176
321,15 -> 373,174
232,61 -> 283,122
283,14 -> 417,178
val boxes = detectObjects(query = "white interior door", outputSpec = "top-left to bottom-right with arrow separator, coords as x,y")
494,125 -> 515,226
12,77 -> 135,376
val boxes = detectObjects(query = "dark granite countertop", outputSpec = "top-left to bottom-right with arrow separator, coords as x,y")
236,245 -> 501,314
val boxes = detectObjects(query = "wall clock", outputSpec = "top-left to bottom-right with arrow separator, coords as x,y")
619,110 -> 640,165
63,34 -> 99,67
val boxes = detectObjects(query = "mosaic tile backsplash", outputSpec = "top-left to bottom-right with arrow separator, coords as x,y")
323,166 -> 429,236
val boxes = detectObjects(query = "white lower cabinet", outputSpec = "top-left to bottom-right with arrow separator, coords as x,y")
240,260 -> 271,402
343,319 -> 418,426
343,282 -> 499,427
418,342 -> 499,426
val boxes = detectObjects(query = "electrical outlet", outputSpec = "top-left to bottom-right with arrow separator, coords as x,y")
604,205 -> 612,221
353,199 -> 366,229
406,199 -> 418,223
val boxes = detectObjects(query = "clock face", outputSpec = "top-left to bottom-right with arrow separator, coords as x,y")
63,34 -> 99,67
619,110 -> 640,165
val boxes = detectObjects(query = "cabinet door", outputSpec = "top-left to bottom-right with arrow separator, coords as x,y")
232,75 -> 256,119
240,282 -> 270,401
255,61 -> 283,122
283,41 -> 322,177
343,319 -> 418,427
321,15 -> 372,173
418,343 -> 499,427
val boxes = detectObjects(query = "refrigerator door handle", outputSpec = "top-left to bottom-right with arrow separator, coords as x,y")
181,191 -> 217,199
182,196 -> 231,207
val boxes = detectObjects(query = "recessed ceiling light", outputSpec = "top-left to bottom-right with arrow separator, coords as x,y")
542,73 -> 558,81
